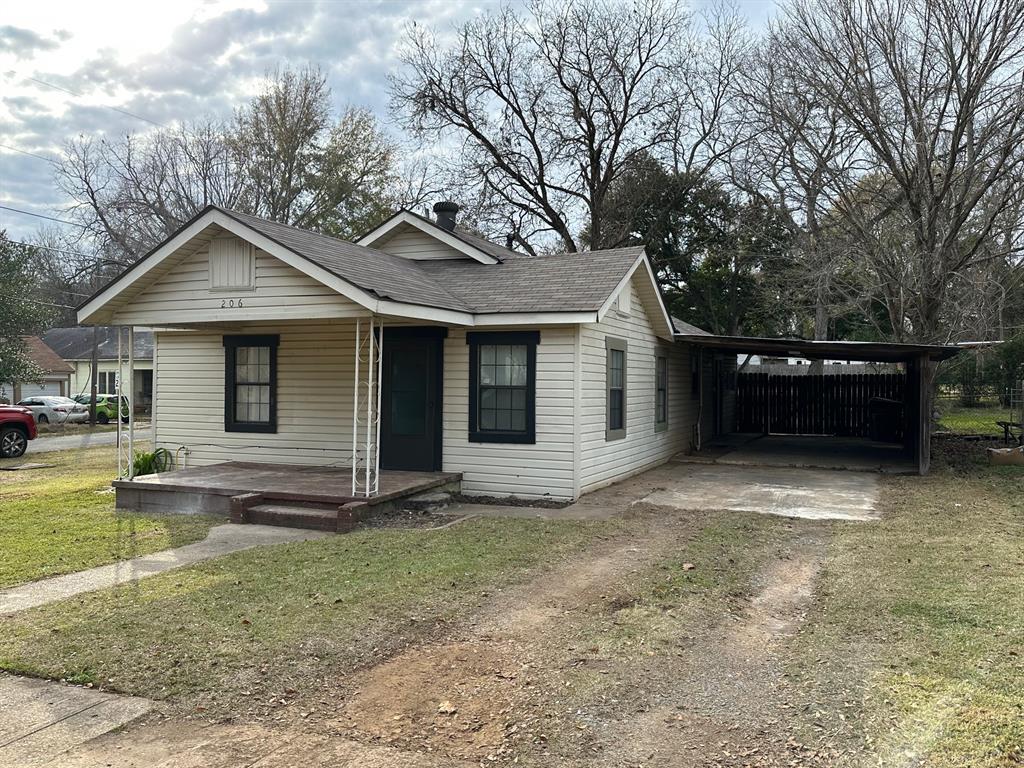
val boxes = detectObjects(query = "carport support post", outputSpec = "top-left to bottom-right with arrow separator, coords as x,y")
907,353 -> 932,475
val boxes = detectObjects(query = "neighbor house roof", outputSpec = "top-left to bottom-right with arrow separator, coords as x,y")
42,327 -> 153,361
24,336 -> 73,374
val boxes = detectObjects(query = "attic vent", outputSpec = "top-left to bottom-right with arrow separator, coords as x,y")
616,286 -> 632,315
209,236 -> 255,291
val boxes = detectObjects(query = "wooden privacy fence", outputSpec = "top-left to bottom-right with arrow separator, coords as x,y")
736,372 -> 905,438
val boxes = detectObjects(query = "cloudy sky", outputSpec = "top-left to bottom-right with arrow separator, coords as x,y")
0,0 -> 778,242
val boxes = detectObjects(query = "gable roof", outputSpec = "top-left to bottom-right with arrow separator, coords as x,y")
24,336 -> 73,374
77,205 -> 672,334
357,209 -> 506,264
42,327 -> 153,361
218,208 -> 470,311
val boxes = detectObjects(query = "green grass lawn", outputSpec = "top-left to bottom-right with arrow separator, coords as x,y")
794,446 -> 1024,766
0,516 -> 609,713
0,445 -> 219,588
935,401 -> 1017,437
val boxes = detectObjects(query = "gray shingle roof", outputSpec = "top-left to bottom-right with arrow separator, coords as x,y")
671,317 -> 711,335
218,208 -> 470,311
43,327 -> 154,360
418,247 -> 644,313
219,207 -> 643,315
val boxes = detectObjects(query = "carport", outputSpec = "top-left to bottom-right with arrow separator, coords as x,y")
675,333 -> 961,474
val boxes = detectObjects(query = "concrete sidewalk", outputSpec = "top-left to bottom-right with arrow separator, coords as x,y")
0,524 -> 327,615
0,675 -> 154,768
29,426 -> 152,454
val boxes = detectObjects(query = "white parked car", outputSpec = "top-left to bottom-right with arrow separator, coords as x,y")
16,396 -> 89,425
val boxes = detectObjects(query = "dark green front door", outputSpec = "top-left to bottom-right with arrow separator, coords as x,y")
380,330 -> 443,471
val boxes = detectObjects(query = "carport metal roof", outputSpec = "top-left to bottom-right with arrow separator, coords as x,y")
673,333 -> 961,363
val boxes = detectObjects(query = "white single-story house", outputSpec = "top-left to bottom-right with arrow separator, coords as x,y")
41,327 -> 154,411
77,202 -> 731,503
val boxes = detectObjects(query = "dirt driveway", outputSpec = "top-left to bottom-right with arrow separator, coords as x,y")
50,462 -> 860,768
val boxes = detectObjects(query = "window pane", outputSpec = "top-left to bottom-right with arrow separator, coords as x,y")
481,365 -> 496,385
496,409 -> 512,431
482,345 -> 496,364
609,389 -> 623,430
495,363 -> 510,386
510,409 -> 526,431
511,388 -> 526,410
510,345 -> 527,366
510,364 -> 527,386
481,388 -> 496,409
481,409 -> 496,430
496,388 -> 512,409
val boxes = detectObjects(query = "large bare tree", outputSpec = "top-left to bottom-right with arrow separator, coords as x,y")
392,0 -> 748,252
57,120 -> 243,261
56,67 -> 400,262
776,0 -> 1024,346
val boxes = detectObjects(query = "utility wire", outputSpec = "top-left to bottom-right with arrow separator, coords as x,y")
0,204 -> 87,228
0,143 -> 57,164
27,76 -> 166,129
4,237 -> 99,262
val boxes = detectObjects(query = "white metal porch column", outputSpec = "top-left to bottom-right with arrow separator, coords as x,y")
351,316 -> 384,497
115,325 -> 136,479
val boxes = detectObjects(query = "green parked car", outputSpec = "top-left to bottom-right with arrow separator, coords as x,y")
72,393 -> 131,424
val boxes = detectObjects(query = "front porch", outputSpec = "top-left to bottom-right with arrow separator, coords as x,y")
114,462 -> 462,532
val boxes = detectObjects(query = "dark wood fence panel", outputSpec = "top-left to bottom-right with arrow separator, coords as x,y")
736,372 -> 905,438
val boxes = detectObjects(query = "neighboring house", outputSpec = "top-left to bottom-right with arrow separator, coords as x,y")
41,327 -> 154,412
0,337 -> 73,403
77,202 -> 730,501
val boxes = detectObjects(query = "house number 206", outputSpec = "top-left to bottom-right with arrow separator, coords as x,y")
221,299 -> 244,308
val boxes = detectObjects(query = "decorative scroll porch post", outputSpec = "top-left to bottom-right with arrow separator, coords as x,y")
351,316 -> 384,497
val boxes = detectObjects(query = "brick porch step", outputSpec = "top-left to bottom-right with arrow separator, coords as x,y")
245,503 -> 339,532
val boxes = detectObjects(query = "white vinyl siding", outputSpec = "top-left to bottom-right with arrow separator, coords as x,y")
109,244 -> 367,326
154,321 -> 362,467
579,277 -> 699,493
374,228 -> 470,260
442,326 -> 576,500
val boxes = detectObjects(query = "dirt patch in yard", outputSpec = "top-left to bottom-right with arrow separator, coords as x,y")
341,640 -> 523,759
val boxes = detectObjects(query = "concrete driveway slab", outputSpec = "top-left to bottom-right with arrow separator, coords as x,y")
0,675 -> 153,768
643,463 -> 880,521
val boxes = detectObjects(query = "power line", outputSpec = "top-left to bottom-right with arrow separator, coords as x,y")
27,76 -> 166,129
0,204 -> 87,228
0,143 -> 57,164
5,238 -> 98,261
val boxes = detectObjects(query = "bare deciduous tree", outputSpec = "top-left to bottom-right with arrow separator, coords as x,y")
779,0 -> 1024,346
56,67 -> 400,261
392,0 -> 745,251
56,120 -> 242,260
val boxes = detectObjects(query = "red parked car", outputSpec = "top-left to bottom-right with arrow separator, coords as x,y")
0,404 -> 37,458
